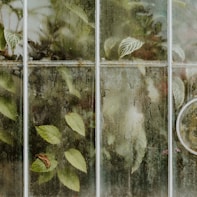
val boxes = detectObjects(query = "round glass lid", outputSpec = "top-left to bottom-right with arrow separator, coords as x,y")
176,98 -> 197,155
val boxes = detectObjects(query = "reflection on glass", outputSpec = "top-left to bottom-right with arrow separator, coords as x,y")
173,67 -> 197,197
28,0 -> 95,60
101,66 -> 168,197
176,98 -> 197,154
29,65 -> 95,196
0,1 -> 23,60
0,66 -> 23,196
173,0 -> 197,62
101,0 -> 167,60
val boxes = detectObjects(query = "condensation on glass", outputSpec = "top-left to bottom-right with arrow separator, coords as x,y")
28,65 -> 95,197
172,1 -> 197,196
0,0 -> 197,197
101,65 -> 168,197
28,0 -> 95,61
100,0 -> 168,197
0,65 -> 23,197
100,0 -> 167,61
0,1 -> 23,60
0,1 -> 23,196
172,0 -> 197,62
173,67 -> 197,197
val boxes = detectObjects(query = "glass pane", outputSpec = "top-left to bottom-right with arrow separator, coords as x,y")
101,65 -> 168,197
173,66 -> 197,196
0,65 -> 23,196
100,0 -> 167,61
29,65 -> 95,196
0,0 -> 23,60
173,0 -> 197,62
28,0 -> 95,60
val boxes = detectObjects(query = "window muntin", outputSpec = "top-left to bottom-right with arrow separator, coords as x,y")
0,0 -> 197,197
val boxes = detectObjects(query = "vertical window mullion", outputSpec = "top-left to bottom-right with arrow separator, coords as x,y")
168,0 -> 173,197
95,0 -> 101,197
23,0 -> 29,196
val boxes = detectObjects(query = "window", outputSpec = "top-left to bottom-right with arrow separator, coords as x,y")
0,0 -> 197,197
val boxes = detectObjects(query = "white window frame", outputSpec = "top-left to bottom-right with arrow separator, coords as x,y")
22,0 -> 173,197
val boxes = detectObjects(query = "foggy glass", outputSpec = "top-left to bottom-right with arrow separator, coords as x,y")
0,1 -> 23,60
173,0 -> 197,62
173,67 -> 197,196
101,65 -> 168,197
28,0 -> 95,61
0,66 -> 23,197
100,0 -> 167,61
0,0 -> 197,197
28,65 -> 95,197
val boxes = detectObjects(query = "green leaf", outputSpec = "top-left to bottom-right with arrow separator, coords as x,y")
102,148 -> 111,160
0,23 -> 6,50
58,68 -> 81,99
58,167 -> 80,192
173,0 -> 187,7
64,2 -> 89,25
38,171 -> 55,184
65,148 -> 87,173
35,125 -> 61,144
0,71 -> 16,93
172,76 -> 185,109
111,0 -> 145,10
65,112 -> 85,136
0,97 -> 17,120
131,132 -> 147,173
172,45 -> 185,62
4,29 -> 20,54
118,37 -> 144,59
31,154 -> 58,173
104,36 -> 119,58
0,130 -> 14,146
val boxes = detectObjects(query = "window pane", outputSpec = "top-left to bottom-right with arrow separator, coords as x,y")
28,0 -> 95,60
101,65 -> 168,197
29,65 -> 95,196
0,65 -> 23,196
173,0 -> 197,62
0,1 -> 23,60
100,0 -> 167,61
173,67 -> 197,196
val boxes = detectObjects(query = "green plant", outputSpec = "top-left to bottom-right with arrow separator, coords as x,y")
29,0 -> 95,60
31,113 -> 87,192
30,67 -> 94,193
101,0 -> 168,60
0,68 -> 22,157
0,1 -> 22,59
0,0 -> 52,59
